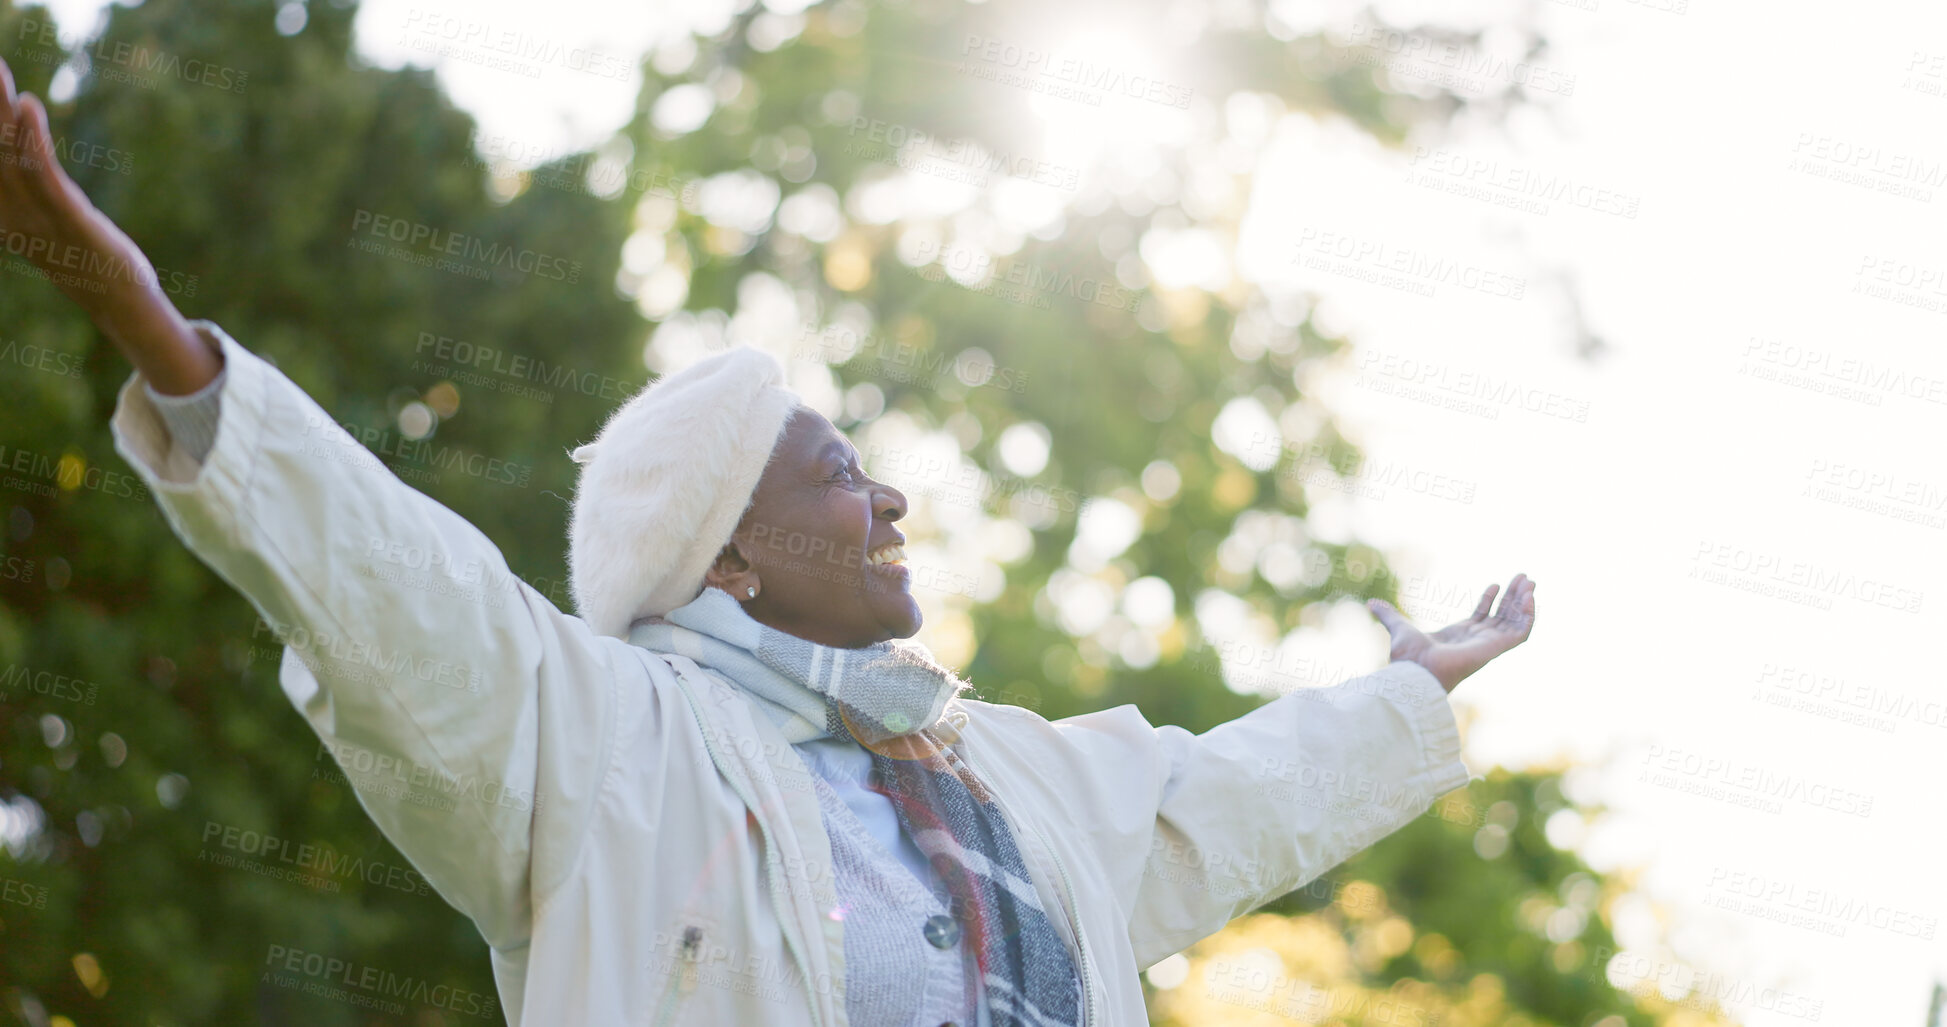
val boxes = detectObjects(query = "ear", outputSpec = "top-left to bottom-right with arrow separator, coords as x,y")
702,541 -> 761,600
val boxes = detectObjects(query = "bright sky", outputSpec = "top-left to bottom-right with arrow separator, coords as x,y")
42,0 -> 1947,1022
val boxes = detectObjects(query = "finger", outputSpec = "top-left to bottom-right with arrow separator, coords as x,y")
19,93 -> 53,163
1492,572 -> 1527,621
3,95 -> 53,208
1505,577 -> 1536,634
1,56 -> 17,113
1,90 -> 22,177
0,103 -> 28,207
1367,597 -> 1410,634
20,95 -> 79,208
13,94 -> 73,212
1468,583 -> 1498,622
1506,584 -> 1535,643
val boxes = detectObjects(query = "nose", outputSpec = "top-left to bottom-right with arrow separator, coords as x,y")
873,483 -> 906,522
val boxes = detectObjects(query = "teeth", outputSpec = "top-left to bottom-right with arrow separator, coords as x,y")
868,544 -> 906,566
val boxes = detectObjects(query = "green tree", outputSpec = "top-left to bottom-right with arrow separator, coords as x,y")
2,0 -> 634,1020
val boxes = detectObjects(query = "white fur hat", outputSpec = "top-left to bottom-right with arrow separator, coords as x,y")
567,346 -> 802,639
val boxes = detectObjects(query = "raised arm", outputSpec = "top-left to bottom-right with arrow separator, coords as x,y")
2,59 -> 628,949
1,58 -> 218,393
1122,574 -> 1536,966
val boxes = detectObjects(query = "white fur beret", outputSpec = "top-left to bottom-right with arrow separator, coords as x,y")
567,346 -> 801,640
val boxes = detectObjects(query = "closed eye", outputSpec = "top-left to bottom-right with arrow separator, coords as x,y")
821,442 -> 868,487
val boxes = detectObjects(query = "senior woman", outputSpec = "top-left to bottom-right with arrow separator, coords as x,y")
1,62 -> 1534,1027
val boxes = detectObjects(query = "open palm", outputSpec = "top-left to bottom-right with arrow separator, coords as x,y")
1368,573 -> 1536,693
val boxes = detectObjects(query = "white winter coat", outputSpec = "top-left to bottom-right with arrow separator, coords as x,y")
110,319 -> 1474,1026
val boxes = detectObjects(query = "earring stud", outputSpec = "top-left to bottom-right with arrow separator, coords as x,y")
746,586 -> 757,599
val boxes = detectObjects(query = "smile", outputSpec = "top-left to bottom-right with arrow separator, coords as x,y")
866,542 -> 907,568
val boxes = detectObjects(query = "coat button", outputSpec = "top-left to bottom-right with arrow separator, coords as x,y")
922,913 -> 960,949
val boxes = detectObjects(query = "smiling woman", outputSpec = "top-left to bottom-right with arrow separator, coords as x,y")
704,409 -> 923,646
0,48 -> 1537,1027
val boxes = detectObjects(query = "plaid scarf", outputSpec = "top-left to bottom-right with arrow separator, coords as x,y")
629,587 -> 1083,1027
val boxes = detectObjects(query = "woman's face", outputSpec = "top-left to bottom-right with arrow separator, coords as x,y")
702,405 -> 921,648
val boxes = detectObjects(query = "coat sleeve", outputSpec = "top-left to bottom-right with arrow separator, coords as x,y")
1118,659 -> 1471,967
109,318 -> 629,949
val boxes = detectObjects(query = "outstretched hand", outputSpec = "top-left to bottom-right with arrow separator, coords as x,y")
1368,573 -> 1535,693
0,56 -> 159,309
1,56 -> 218,392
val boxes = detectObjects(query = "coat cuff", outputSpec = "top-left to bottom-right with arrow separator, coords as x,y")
1384,659 -> 1473,800
109,319 -> 267,548
143,364 -> 228,464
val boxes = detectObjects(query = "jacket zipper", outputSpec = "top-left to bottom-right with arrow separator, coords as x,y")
951,733 -> 1097,1027
653,925 -> 703,1027
667,662 -> 827,1027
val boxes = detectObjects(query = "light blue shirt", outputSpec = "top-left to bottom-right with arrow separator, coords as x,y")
793,736 -> 936,888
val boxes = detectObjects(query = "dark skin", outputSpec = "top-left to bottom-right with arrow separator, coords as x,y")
2,56 -> 1537,686
702,407 -> 922,649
